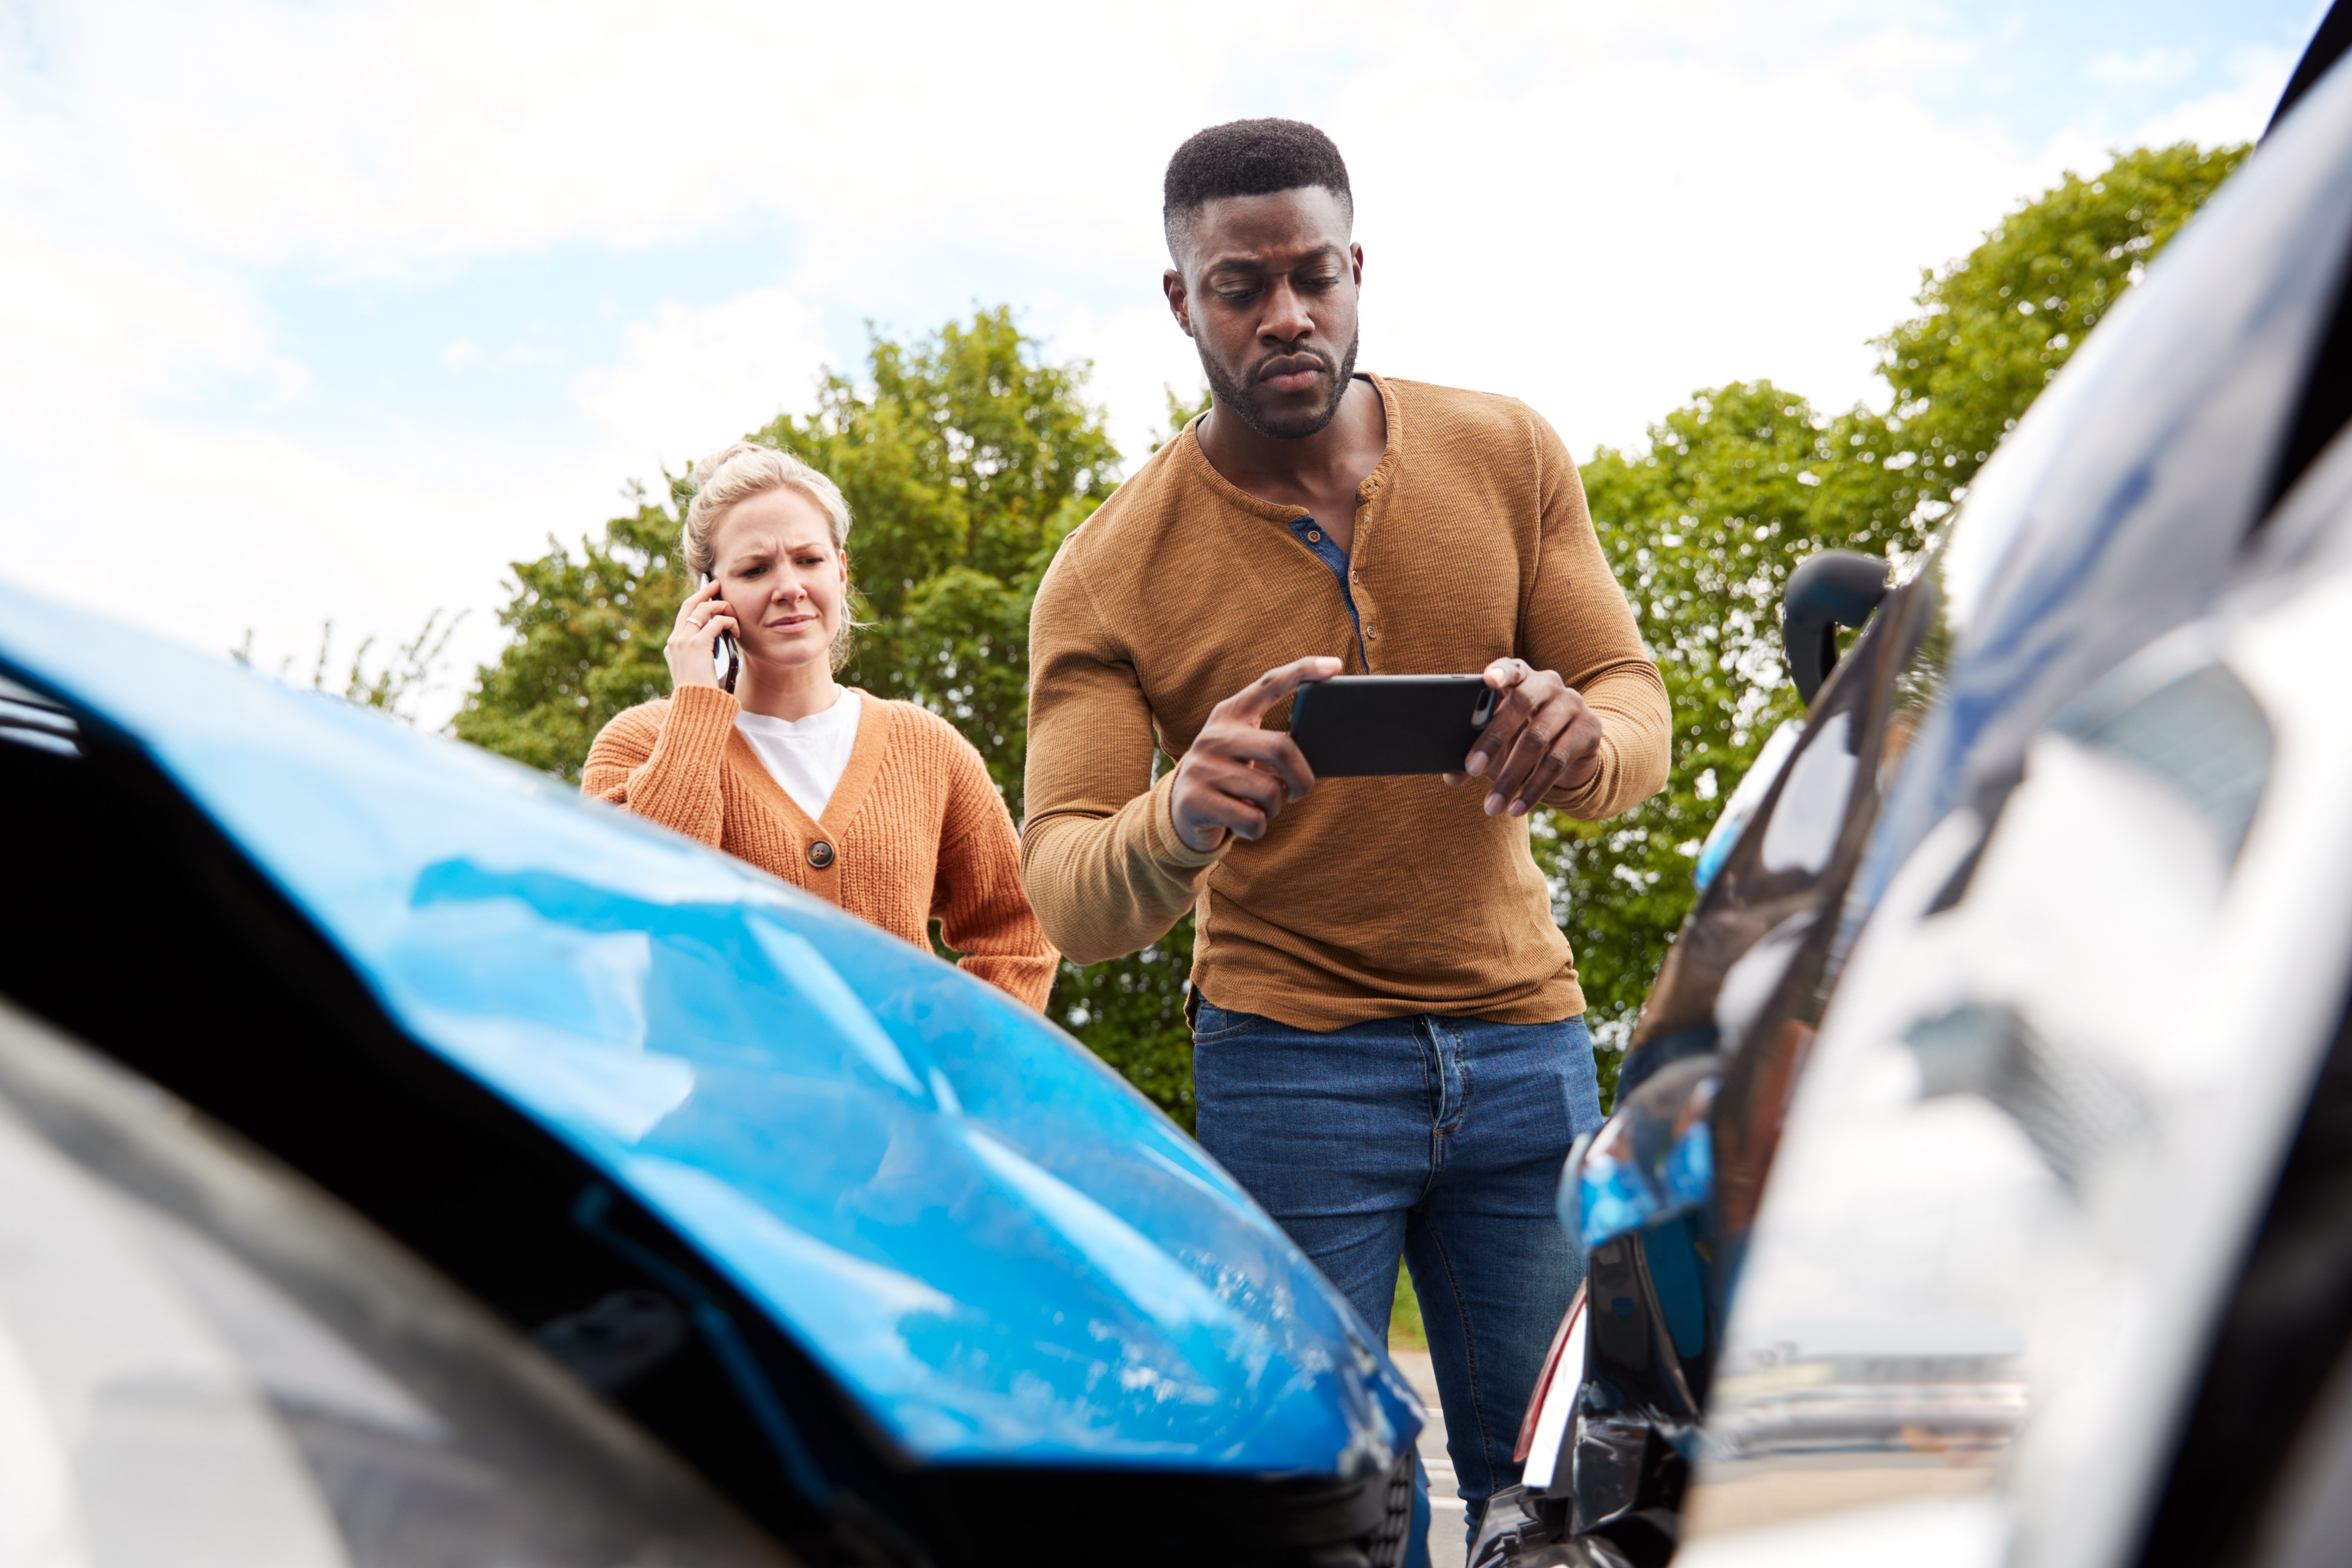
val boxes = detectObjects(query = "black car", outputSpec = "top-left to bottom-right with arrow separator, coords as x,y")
1479,8 -> 2352,1566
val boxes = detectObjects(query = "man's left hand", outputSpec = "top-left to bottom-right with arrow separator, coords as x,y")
1446,658 -> 1606,818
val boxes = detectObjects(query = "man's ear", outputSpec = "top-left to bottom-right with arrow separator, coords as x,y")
1163,266 -> 1194,339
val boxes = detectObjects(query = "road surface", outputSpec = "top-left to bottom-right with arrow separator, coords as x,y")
1390,1350 -> 1467,1568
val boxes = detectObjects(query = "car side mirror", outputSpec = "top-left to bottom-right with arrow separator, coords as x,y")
1782,551 -> 1891,706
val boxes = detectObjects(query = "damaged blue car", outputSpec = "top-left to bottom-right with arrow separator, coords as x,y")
0,580 -> 1422,1567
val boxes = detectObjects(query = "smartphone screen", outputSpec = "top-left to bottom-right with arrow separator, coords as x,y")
1289,675 -> 1495,776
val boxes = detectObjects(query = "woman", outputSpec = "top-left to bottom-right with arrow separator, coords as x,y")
582,439 -> 1057,1009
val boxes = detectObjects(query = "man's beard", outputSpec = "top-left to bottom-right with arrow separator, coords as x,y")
1201,326 -> 1361,441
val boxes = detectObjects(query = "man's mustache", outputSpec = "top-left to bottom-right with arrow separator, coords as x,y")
1252,350 -> 1332,384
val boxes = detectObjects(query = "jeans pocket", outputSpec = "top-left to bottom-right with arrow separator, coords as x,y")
1190,1002 -> 1260,1046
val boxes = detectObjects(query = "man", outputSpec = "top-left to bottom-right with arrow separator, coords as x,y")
1020,119 -> 1669,1546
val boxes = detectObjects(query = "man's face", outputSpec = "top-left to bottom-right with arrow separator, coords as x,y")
1165,187 -> 1362,441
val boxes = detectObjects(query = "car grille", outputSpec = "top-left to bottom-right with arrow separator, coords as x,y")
1368,1448 -> 1418,1568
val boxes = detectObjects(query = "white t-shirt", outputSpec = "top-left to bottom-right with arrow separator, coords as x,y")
735,690 -> 862,823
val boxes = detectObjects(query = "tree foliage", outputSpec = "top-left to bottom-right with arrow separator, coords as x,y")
748,312 -> 1208,1125
1878,142 -> 2248,505
1551,386 -> 1923,1063
450,144 -> 2245,1126
452,496 -> 687,778
1548,143 -> 2245,1079
454,311 -> 1215,1125
239,611 -> 467,728
1040,385 -> 1215,1123
753,307 -> 1121,804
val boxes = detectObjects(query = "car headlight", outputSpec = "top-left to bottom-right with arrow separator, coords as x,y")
1679,566 -> 2352,1568
0,997 -> 793,1568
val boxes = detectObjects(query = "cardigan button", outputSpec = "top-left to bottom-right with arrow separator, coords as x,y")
807,840 -> 836,870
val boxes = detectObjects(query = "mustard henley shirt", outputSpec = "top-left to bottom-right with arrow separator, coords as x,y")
1021,375 -> 1671,1030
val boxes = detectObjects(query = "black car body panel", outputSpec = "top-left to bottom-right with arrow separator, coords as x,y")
1516,30 -> 2352,1568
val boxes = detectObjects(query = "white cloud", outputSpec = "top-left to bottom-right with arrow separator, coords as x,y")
0,384 -> 592,725
2086,47 -> 2198,89
573,288 -> 830,479
1324,21 -> 2042,446
0,0 -> 2307,733
2130,46 -> 2298,147
1047,300 -> 1214,472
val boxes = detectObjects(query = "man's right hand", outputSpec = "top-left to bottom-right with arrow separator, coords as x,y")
1170,656 -> 1342,853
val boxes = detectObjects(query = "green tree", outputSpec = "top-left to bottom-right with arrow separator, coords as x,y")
748,313 -> 1209,1125
458,308 -> 1127,794
752,308 -> 1121,803
239,611 -> 467,728
454,312 -> 1216,1124
1050,924 -> 1199,1121
1550,386 -> 1922,1071
451,492 -> 688,778
1879,142 -> 2248,506
448,145 -> 2247,1127
1551,143 -> 2246,1081
1034,384 -> 1214,1126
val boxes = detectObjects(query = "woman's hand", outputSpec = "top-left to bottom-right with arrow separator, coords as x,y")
665,579 -> 739,692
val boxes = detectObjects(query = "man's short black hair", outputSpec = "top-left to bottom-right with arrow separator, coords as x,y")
1163,118 -> 1353,263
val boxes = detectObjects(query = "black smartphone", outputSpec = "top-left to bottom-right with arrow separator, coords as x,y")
696,573 -> 740,694
1287,674 -> 1498,777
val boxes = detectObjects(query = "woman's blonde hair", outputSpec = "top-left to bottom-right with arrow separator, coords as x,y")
683,439 -> 861,670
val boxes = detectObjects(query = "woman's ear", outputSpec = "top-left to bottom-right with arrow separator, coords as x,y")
838,548 -> 850,584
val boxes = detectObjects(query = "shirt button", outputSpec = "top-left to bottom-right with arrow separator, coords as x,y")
808,841 -> 836,870
1306,528 -> 1322,542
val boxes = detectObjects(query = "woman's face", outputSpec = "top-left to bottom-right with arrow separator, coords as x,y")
708,487 -> 847,672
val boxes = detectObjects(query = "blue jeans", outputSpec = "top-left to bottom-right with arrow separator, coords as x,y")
1190,1003 -> 1605,1556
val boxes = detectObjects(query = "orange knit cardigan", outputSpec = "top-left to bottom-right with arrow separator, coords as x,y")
582,685 -> 1057,1009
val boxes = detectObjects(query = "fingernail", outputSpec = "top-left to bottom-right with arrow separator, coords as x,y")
1509,800 -> 1528,818
1467,753 -> 1488,776
1485,793 -> 1503,816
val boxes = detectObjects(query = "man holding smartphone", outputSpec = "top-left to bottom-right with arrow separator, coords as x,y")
1021,119 -> 1669,1548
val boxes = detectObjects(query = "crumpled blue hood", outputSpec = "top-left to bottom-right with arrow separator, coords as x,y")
0,581 -> 1416,1476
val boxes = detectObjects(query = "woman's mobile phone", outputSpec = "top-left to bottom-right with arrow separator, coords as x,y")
697,573 -> 740,694
1288,674 -> 1497,777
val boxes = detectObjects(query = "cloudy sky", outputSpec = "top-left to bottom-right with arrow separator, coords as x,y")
0,0 -> 2328,719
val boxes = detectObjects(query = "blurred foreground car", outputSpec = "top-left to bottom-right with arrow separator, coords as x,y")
0,586 -> 1421,1565
1478,14 -> 2352,1568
